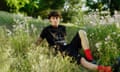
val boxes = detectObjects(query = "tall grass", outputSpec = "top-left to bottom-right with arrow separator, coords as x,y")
86,24 -> 120,65
0,11 -> 120,72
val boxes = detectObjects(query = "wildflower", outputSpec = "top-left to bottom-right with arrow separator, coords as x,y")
6,29 -> 12,36
31,24 -> 34,29
104,41 -> 108,44
117,34 -> 120,37
25,29 -> 29,33
95,42 -> 102,48
116,22 -> 120,28
13,25 -> 16,28
90,33 -> 94,37
105,35 -> 111,41
112,32 -> 116,35
19,24 -> 23,29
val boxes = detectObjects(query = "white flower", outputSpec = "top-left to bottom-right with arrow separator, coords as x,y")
105,35 -> 111,41
95,42 -> 102,48
13,25 -> 16,28
116,22 -> 120,28
25,29 -> 29,33
31,24 -> 34,29
90,33 -> 94,37
104,41 -> 108,44
6,29 -> 12,36
117,34 -> 120,37
19,24 -> 23,28
112,32 -> 116,35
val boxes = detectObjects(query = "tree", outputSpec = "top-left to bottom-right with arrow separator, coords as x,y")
20,0 -> 39,17
5,0 -> 85,23
62,0 -> 85,23
0,0 -> 10,11
6,0 -> 65,18
33,0 -> 65,18
86,0 -> 120,16
6,0 -> 30,12
109,0 -> 120,16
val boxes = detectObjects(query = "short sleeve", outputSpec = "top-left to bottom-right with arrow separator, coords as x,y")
40,28 -> 47,39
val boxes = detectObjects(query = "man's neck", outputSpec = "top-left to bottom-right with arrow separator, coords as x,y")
51,25 -> 59,28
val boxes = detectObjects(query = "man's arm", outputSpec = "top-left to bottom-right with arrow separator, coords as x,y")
35,37 -> 43,46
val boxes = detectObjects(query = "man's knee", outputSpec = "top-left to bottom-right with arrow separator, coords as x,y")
78,30 -> 87,38
80,57 -> 88,65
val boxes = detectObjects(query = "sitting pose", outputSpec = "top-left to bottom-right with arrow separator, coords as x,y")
35,10 -> 120,72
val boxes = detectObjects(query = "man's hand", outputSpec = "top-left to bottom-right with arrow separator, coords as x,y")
35,37 -> 43,46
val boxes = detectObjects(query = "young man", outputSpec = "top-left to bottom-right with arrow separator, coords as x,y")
35,10 -> 120,72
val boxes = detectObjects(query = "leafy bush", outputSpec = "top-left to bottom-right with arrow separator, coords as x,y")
86,24 -> 120,65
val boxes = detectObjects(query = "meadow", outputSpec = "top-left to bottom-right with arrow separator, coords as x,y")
0,11 -> 120,72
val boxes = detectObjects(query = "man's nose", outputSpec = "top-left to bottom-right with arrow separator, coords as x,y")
54,18 -> 57,21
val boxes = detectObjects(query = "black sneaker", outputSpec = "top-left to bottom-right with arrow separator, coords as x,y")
112,57 -> 120,72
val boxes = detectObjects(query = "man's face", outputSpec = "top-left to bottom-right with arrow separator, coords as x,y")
49,16 -> 60,27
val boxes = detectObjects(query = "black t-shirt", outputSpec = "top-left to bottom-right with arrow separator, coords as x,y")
40,25 -> 67,46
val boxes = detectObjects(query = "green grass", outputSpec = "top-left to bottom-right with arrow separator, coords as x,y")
86,24 -> 120,65
0,11 -> 120,72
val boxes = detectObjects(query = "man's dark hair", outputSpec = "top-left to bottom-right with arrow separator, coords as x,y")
48,10 -> 62,19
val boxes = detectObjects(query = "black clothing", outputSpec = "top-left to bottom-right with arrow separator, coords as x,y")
40,25 -> 82,64
40,25 -> 67,46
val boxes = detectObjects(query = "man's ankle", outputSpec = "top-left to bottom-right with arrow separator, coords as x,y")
84,49 -> 93,61
97,65 -> 112,72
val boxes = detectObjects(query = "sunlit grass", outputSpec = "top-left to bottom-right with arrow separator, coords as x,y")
0,11 -> 120,72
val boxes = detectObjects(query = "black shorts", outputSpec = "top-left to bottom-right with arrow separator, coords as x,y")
59,33 -> 83,64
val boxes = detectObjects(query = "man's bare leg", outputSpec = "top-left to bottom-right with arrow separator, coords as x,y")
80,57 -> 97,70
80,57 -> 112,72
79,30 -> 93,61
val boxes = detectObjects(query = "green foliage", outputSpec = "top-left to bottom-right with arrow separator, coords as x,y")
0,11 -> 14,25
86,0 -> 107,12
0,12 -> 88,72
0,0 -> 9,11
35,0 -> 65,18
6,0 -> 30,12
62,0 -> 85,23
86,0 -> 120,16
1,0 -> 120,23
0,11 -> 120,72
38,0 -> 65,10
4,0 -> 84,22
2,0 -> 84,23
86,24 -> 120,65
5,0 -> 65,18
